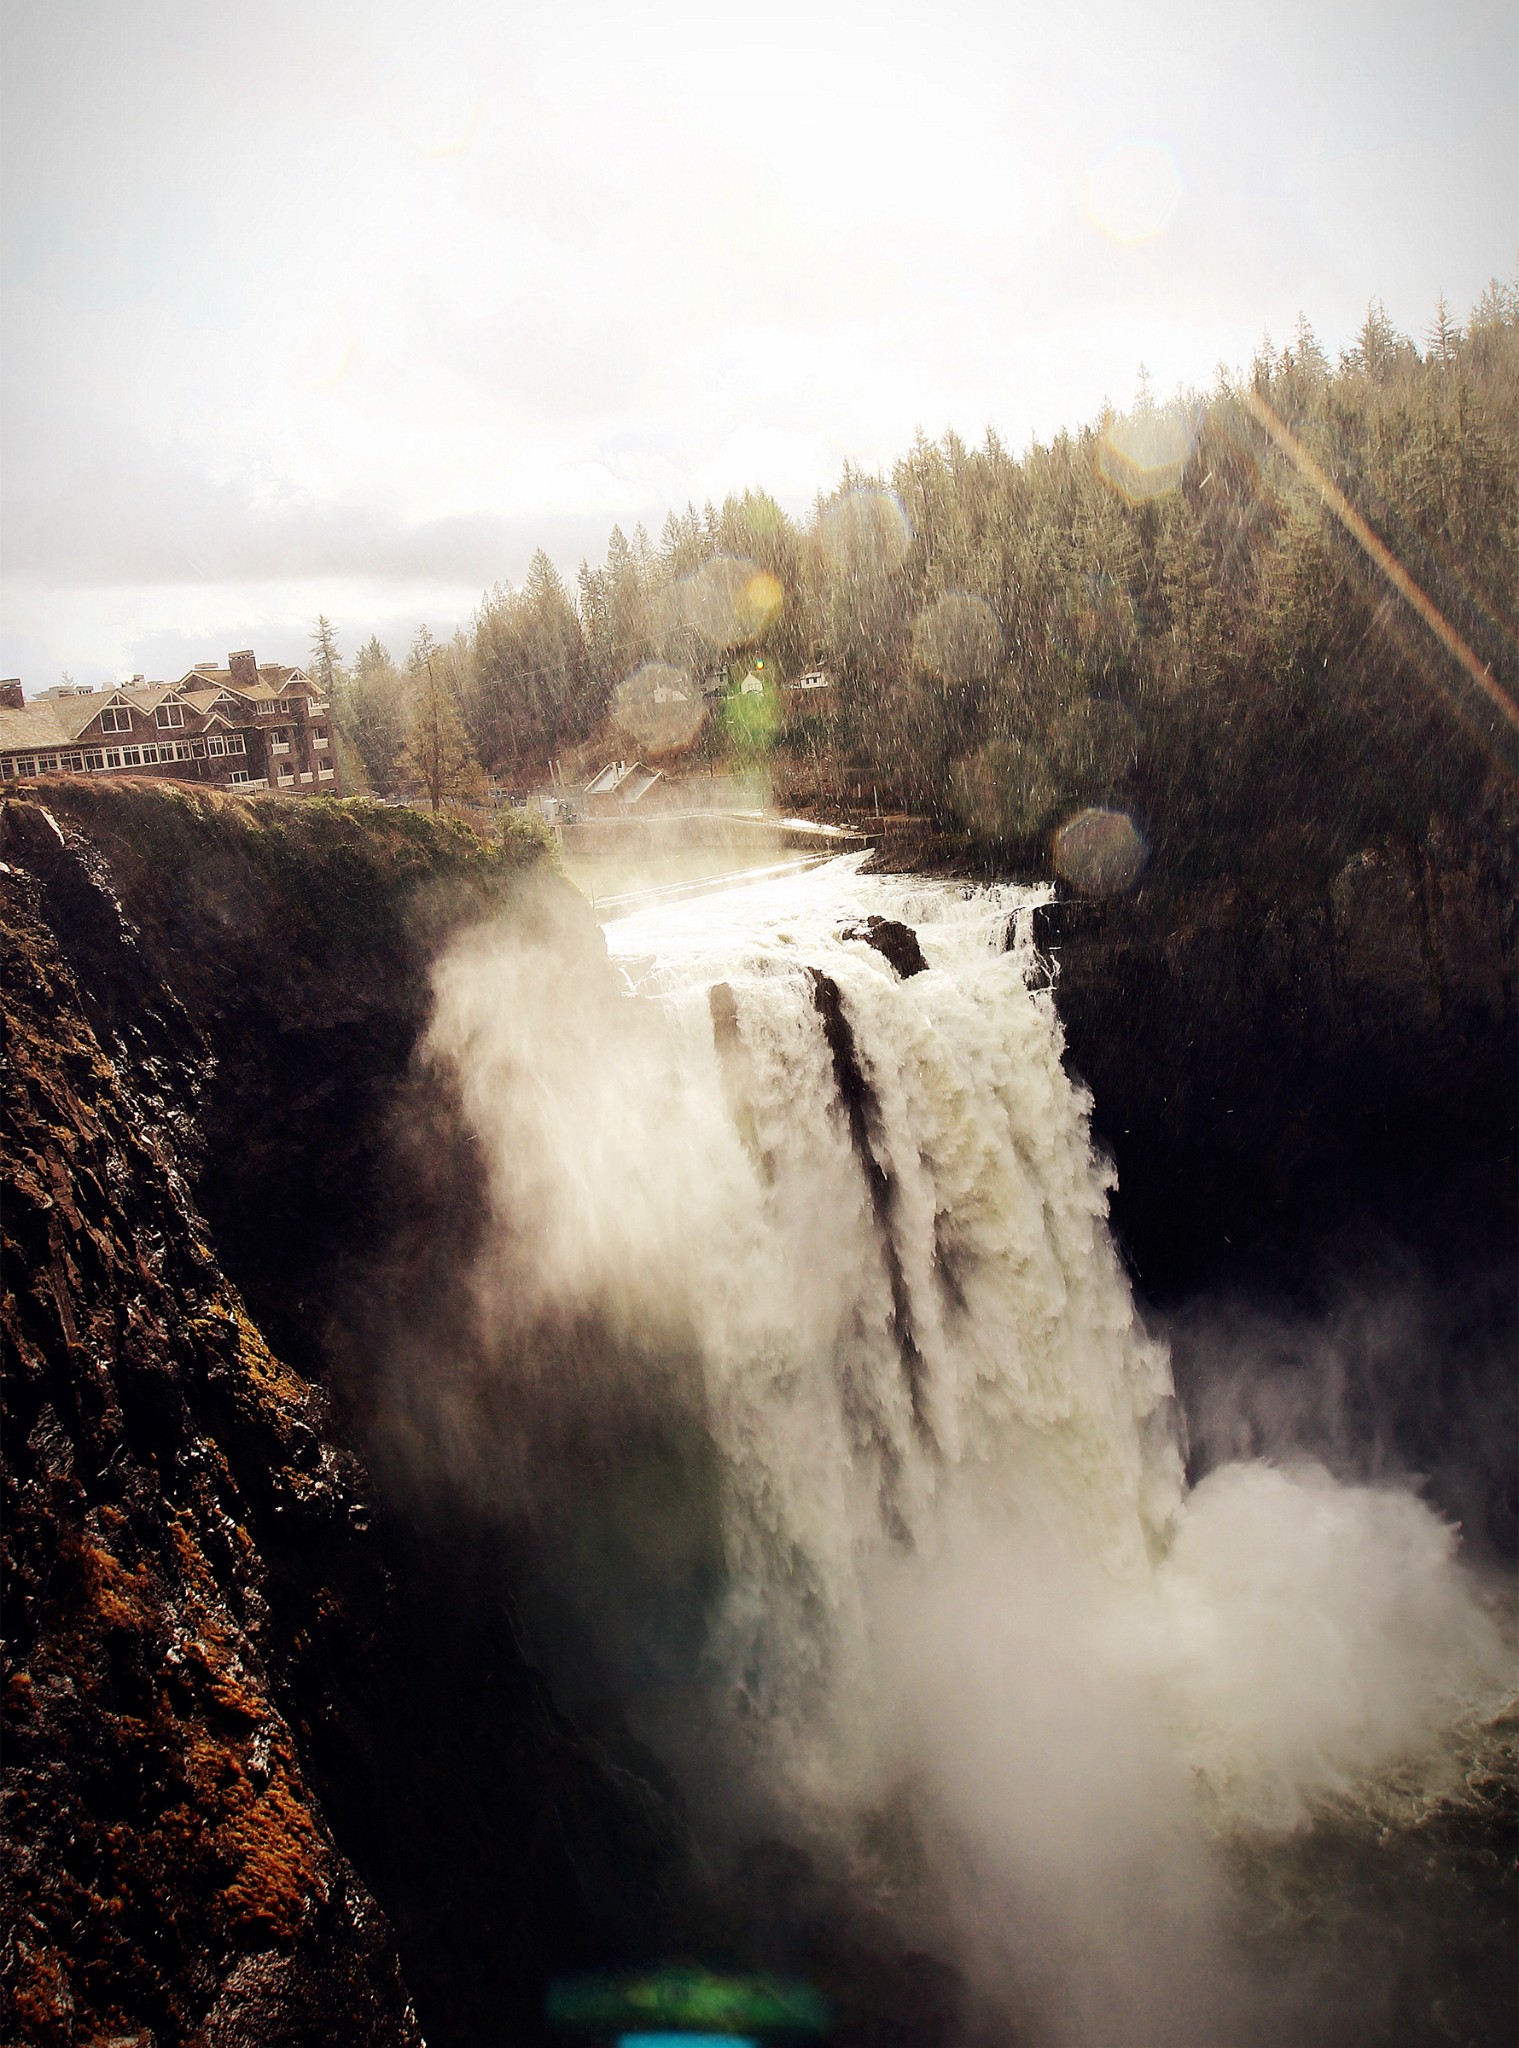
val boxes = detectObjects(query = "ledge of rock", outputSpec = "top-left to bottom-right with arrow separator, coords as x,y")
841,915 -> 927,978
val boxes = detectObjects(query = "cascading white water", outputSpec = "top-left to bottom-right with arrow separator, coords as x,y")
423,855 -> 1511,2044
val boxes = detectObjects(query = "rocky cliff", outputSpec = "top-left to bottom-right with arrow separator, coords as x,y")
1031,821 -> 1517,1555
1,786 -> 681,2048
5,780 -> 1514,2045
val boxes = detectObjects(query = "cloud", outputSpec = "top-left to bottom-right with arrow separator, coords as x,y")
2,0 -> 1514,681
1,417 -> 610,589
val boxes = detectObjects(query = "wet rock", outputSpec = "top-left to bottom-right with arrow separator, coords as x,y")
841,914 -> 927,978
2,785 -> 685,2048
0,862 -> 421,2048
1041,842 -> 1517,1554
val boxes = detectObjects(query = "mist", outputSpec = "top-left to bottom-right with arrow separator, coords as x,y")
369,861 -> 1514,2043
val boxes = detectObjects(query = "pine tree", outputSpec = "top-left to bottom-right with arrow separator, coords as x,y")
308,615 -> 344,695
341,636 -> 408,793
401,637 -> 482,812
1425,295 -> 1461,368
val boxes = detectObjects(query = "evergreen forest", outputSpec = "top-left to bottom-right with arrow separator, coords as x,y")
314,281 -> 1518,906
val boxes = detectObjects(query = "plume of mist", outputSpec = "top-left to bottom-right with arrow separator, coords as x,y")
387,865 -> 1515,2044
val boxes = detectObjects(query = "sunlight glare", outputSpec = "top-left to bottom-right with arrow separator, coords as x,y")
1085,139 -> 1184,245
675,556 -> 784,652
615,661 -> 705,754
1097,402 -> 1200,500
819,489 -> 912,578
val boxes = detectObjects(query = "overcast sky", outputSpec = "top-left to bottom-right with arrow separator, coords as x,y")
2,0 -> 1514,686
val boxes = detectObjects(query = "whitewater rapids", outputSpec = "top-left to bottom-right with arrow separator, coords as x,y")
420,855 -> 1511,2044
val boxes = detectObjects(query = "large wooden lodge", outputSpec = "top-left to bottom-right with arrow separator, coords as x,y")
0,650 -> 340,797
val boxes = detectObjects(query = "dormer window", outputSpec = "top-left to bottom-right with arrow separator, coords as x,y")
99,706 -> 132,734
155,702 -> 186,729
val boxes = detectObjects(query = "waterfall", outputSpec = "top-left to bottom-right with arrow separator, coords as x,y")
421,856 -> 1510,2043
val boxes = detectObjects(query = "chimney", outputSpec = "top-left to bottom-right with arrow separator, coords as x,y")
227,649 -> 258,689
0,679 -> 24,710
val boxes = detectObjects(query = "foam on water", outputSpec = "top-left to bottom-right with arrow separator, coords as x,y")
424,856 -> 1512,2039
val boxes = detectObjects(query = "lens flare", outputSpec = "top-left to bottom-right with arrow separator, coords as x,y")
547,1966 -> 827,2036
819,488 -> 911,578
1241,386 -> 1519,766
1085,140 -> 1183,245
1098,404 -> 1200,502
1054,806 -> 1147,895
722,677 -> 780,756
670,558 -> 785,652
614,662 -> 704,755
743,569 -> 785,632
911,592 -> 1003,684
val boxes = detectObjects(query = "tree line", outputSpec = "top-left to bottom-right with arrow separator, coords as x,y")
314,277 -> 1517,897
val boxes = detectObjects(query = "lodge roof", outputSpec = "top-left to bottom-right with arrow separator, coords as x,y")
0,664 -> 322,755
172,662 -> 312,694
0,696 -> 117,748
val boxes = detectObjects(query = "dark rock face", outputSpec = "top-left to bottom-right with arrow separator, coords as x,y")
807,970 -> 931,1464
2,788 -> 684,2048
1034,839 -> 1517,1554
1,855 -> 420,2047
841,915 -> 928,978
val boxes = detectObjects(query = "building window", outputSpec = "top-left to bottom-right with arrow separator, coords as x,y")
39,754 -> 60,772
229,769 -> 251,786
84,751 -> 103,770
191,739 -> 207,758
0,759 -> 14,779
225,731 -> 246,754
64,752 -> 84,770
99,707 -> 132,734
104,750 -> 121,768
155,703 -> 185,729
121,747 -> 141,766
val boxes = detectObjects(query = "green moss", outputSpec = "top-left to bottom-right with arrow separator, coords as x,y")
26,779 -> 556,988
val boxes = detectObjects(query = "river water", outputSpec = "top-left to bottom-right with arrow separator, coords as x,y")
421,857 -> 1513,2046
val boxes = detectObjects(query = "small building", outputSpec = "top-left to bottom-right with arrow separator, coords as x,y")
0,651 -> 341,798
785,668 -> 833,692
738,671 -> 766,697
